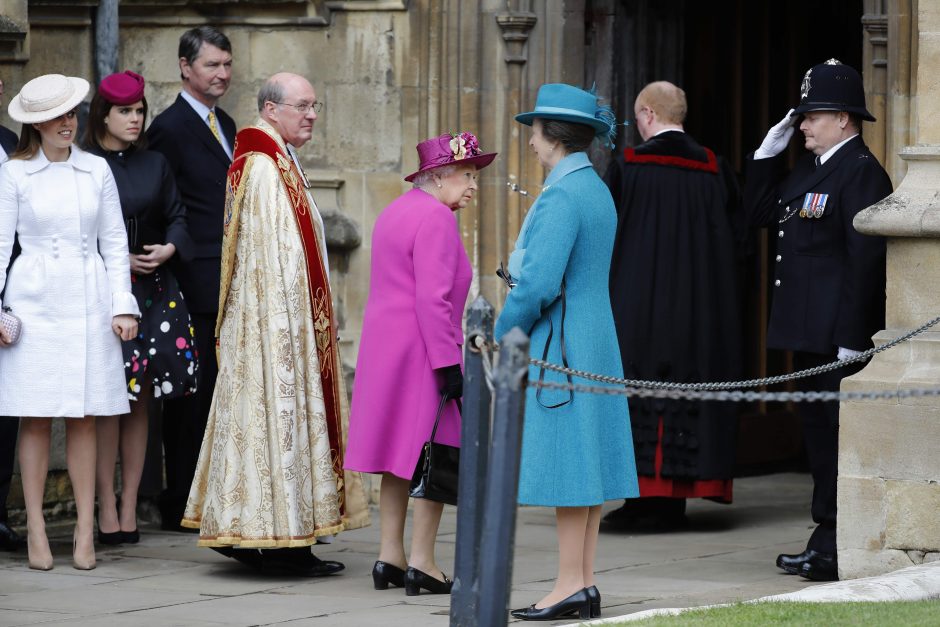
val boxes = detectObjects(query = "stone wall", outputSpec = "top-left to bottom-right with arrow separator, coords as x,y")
0,0 -> 584,509
840,0 -> 940,579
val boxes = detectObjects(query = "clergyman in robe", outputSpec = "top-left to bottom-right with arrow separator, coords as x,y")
182,72 -> 369,576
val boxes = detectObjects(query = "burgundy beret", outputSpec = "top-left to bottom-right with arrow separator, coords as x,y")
98,70 -> 145,106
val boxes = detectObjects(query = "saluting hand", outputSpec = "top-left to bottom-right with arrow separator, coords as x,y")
755,108 -> 797,159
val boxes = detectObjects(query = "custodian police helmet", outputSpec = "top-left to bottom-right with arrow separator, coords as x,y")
792,59 -> 875,122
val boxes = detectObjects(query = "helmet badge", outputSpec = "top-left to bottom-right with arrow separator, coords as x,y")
801,68 -> 812,100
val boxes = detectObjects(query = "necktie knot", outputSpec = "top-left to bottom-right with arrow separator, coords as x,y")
815,155 -> 822,168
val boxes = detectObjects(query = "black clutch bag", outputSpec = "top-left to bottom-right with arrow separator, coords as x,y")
125,216 -> 163,255
409,395 -> 461,506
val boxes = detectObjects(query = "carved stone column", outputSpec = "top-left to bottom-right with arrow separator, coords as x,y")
486,5 -> 536,306
838,1 -> 940,578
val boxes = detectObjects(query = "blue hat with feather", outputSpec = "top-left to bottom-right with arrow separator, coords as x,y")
515,83 -> 616,147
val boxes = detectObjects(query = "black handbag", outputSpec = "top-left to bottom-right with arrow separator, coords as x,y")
409,395 -> 461,506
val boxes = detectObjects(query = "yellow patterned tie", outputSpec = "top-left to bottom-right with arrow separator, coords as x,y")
207,109 -> 223,145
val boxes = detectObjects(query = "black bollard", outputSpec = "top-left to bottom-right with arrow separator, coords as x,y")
451,296 -> 495,626
475,327 -> 529,627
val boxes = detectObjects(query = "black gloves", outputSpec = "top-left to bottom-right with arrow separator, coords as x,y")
438,364 -> 463,400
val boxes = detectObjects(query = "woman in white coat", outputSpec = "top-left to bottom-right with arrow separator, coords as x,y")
0,74 -> 139,571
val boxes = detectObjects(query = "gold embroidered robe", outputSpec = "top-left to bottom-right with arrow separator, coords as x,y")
182,120 -> 369,547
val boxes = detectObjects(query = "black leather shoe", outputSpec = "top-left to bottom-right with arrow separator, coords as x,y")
404,566 -> 453,596
776,549 -> 828,575
212,546 -> 263,570
601,499 -> 687,531
800,553 -> 838,581
510,589 -> 592,621
0,522 -> 25,551
372,560 -> 406,589
585,585 -> 601,618
260,548 -> 345,577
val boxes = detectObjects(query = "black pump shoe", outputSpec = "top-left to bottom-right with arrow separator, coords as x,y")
97,526 -> 123,545
372,560 -> 406,589
585,585 -> 601,618
510,589 -> 592,621
404,566 -> 453,596
121,529 -> 140,544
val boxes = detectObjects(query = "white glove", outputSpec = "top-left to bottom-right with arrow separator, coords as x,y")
837,347 -> 863,361
754,109 -> 797,159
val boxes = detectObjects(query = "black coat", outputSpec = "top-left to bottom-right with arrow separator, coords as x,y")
0,124 -> 18,512
0,125 -> 16,155
88,146 -> 194,261
605,131 -> 744,481
744,136 -> 891,354
0,124 -> 19,281
147,95 -> 236,313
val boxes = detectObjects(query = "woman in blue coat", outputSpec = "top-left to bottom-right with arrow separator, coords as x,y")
496,84 -> 638,621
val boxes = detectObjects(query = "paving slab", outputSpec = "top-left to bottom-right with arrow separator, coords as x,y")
1,473 -> 917,626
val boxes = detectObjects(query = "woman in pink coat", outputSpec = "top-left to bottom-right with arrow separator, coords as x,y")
346,132 -> 495,595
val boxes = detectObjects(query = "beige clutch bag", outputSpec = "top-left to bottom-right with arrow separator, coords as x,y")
0,306 -> 22,345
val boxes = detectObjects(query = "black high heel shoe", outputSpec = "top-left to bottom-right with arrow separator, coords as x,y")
372,560 -> 406,589
404,566 -> 453,596
585,585 -> 601,618
121,529 -> 140,544
510,589 -> 591,621
97,525 -> 123,546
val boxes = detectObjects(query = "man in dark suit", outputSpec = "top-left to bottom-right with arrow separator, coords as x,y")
147,26 -> 236,531
0,76 -> 25,551
744,60 -> 892,581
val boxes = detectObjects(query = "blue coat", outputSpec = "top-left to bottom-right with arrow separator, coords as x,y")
495,152 -> 639,507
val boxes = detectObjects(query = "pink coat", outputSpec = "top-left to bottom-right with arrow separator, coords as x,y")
345,188 -> 471,480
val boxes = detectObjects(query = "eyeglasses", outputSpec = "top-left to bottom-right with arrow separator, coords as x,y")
273,101 -> 323,114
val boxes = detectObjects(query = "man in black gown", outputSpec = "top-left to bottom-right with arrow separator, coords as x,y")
604,81 -> 744,529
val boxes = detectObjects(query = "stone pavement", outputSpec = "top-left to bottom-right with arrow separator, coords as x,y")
0,473 -> 844,626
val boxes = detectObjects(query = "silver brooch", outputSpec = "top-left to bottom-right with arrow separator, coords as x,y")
825,58 -> 842,65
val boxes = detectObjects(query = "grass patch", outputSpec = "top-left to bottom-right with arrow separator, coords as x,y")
599,600 -> 940,626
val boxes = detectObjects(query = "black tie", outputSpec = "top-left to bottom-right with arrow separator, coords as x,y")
815,156 -> 822,168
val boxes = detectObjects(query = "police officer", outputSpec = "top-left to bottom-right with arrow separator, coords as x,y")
744,59 -> 892,581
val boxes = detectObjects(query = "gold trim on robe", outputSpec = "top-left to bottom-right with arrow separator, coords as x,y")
182,119 -> 369,547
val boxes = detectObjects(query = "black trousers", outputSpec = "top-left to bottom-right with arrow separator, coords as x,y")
793,351 -> 865,554
0,418 -> 17,523
160,311 -> 218,524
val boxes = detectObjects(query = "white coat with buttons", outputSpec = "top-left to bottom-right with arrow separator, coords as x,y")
0,146 -> 139,417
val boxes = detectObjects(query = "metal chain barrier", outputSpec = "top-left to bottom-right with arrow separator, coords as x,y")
472,335 -> 497,395
525,314 -> 940,390
470,315 -> 940,402
528,379 -> 940,403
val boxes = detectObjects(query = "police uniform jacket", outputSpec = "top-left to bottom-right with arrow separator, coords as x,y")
744,135 -> 891,355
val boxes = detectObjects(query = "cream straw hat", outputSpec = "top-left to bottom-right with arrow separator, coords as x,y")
8,74 -> 90,124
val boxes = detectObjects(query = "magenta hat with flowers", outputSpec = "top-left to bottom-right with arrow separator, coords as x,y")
404,131 -> 497,182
